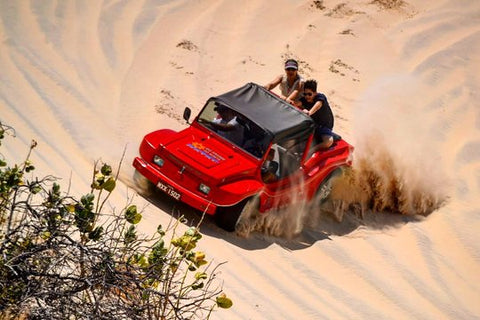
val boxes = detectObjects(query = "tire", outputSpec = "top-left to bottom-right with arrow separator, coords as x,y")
312,167 -> 344,207
215,196 -> 259,232
133,170 -> 155,195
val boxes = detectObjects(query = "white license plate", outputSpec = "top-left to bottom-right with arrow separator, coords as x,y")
156,181 -> 181,200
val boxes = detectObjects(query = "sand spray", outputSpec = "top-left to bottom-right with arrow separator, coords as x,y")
241,75 -> 450,237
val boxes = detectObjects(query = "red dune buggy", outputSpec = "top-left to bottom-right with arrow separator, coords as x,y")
133,83 -> 353,231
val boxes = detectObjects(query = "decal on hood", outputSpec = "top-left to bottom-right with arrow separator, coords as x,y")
186,142 -> 225,164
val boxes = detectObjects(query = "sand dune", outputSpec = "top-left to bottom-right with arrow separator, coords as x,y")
1,0 -> 480,319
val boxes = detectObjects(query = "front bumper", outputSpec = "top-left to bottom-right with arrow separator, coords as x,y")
132,157 -> 217,215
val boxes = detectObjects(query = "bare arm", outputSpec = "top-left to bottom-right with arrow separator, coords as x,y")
285,79 -> 304,104
198,118 -> 235,131
210,120 -> 237,131
306,101 -> 323,116
286,91 -> 298,104
264,75 -> 283,91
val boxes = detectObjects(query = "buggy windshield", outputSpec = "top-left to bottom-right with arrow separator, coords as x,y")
197,100 -> 272,158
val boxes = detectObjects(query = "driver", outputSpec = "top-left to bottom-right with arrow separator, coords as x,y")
209,104 -> 244,146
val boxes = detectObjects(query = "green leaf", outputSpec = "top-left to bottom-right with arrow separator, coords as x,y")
31,185 -> 42,194
101,177 -> 116,192
132,254 -> 148,268
191,251 -> 208,267
216,294 -> 233,309
41,231 -> 51,240
148,239 -> 167,265
125,205 -> 137,218
100,164 -> 113,176
92,173 -> 105,189
125,205 -> 142,224
157,225 -> 165,236
185,227 -> 197,236
133,214 -> 141,224
195,272 -> 208,280
191,282 -> 204,290
88,226 -> 103,241
124,225 -> 137,245
171,235 -> 196,251
53,182 -> 60,194
81,193 -> 95,208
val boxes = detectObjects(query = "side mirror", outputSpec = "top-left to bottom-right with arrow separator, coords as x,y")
183,107 -> 192,124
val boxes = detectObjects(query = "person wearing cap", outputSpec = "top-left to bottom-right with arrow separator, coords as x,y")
264,59 -> 304,104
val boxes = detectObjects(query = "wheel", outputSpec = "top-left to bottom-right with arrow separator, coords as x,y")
215,196 -> 259,232
133,170 -> 155,195
312,167 -> 344,207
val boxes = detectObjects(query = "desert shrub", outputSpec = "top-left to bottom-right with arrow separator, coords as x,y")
0,122 -> 232,319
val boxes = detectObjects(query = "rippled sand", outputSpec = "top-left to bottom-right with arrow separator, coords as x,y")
1,1 -> 479,319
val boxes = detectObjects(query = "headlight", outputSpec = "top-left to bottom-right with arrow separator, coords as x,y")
198,183 -> 211,195
153,155 -> 164,167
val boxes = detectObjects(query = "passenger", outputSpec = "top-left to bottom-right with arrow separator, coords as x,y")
242,120 -> 270,158
209,105 -> 244,146
261,149 -> 279,183
264,59 -> 304,105
297,79 -> 334,150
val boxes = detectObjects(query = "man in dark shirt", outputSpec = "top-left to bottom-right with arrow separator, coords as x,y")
297,79 -> 334,149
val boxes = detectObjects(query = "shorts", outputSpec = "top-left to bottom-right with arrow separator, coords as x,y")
315,126 -> 333,141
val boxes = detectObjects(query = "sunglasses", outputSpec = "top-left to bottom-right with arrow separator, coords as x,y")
304,92 -> 313,96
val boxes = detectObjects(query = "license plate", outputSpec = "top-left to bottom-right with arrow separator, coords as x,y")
156,181 -> 181,200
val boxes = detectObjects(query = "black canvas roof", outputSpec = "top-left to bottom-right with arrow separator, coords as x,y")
213,82 -> 315,142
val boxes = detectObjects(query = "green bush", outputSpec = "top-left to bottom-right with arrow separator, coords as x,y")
0,122 -> 232,319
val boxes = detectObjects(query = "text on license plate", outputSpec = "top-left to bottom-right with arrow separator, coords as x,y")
156,181 -> 181,200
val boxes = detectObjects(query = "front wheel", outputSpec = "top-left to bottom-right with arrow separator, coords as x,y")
215,196 -> 259,232
133,170 -> 155,196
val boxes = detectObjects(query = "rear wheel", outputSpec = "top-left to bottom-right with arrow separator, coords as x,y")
215,196 -> 259,232
312,167 -> 344,207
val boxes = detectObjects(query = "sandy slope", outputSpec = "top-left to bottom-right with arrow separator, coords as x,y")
1,0 -> 479,319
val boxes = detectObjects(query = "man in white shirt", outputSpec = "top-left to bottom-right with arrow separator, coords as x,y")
210,105 -> 244,146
